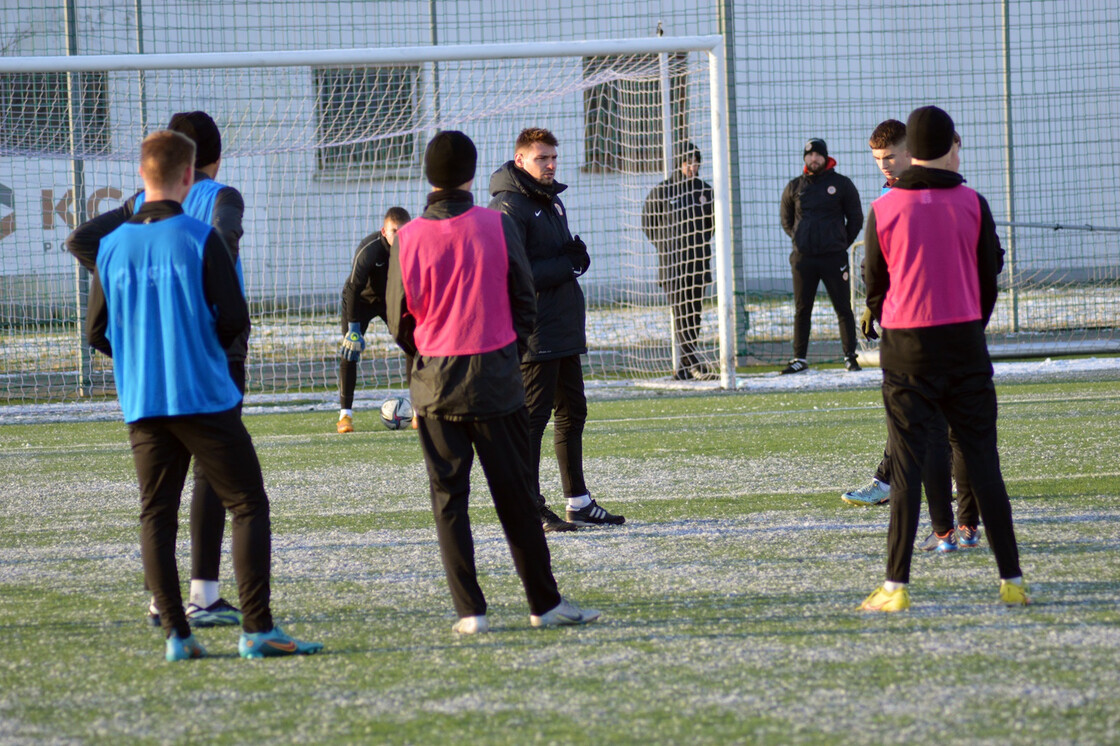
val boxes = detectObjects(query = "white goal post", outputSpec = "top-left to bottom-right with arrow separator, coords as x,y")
0,36 -> 736,403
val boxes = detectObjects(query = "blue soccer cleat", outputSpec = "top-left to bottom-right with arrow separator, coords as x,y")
239,625 -> 323,659
186,598 -> 243,628
165,631 -> 207,662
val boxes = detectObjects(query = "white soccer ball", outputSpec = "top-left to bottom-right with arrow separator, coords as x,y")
379,397 -> 414,430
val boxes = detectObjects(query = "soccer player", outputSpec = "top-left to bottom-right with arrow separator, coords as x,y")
87,129 -> 322,658
66,111 -> 246,628
641,142 -> 717,381
858,106 -> 1028,612
779,138 -> 864,373
488,127 -> 625,531
386,130 -> 600,633
337,206 -> 412,433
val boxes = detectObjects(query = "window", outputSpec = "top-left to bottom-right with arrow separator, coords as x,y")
314,65 -> 419,175
582,54 -> 688,174
0,72 -> 110,155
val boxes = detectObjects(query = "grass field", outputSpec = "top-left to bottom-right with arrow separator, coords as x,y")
2,375 -> 1119,744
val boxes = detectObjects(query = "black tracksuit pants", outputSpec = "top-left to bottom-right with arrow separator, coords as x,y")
880,369 -> 1022,584
522,355 -> 589,506
789,250 -> 856,360
183,360 -> 244,584
417,409 -> 563,618
129,405 -> 273,639
873,412 -> 981,533
666,277 -> 706,373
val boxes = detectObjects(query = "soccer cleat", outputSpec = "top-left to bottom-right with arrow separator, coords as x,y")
780,359 -> 809,375
858,585 -> 911,612
540,504 -> 578,533
566,499 -> 625,527
917,530 -> 959,553
165,631 -> 207,662
999,580 -> 1031,606
841,479 -> 890,506
187,598 -> 243,628
845,355 -> 862,372
239,625 -> 324,659
337,415 -> 354,434
958,525 -> 981,548
530,598 -> 602,628
452,615 -> 489,635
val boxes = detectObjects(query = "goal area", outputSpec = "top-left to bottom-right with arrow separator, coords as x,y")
0,37 -> 737,404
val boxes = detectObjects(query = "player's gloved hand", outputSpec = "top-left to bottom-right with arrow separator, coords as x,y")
340,322 -> 365,361
564,235 -> 591,276
860,307 -> 879,340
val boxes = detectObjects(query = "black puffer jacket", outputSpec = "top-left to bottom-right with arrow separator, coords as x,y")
641,172 -> 714,288
780,159 -> 863,256
488,161 -> 586,361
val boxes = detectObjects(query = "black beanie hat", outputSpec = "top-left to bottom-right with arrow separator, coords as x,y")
676,141 -> 702,167
167,111 -> 221,168
424,130 -> 477,189
802,138 -> 828,159
906,106 -> 955,160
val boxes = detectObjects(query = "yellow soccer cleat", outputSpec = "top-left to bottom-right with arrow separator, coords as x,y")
999,579 -> 1031,606
337,414 -> 354,434
858,585 -> 911,612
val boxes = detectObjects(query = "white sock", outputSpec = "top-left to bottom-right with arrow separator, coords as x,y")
883,581 -> 906,592
189,580 -> 220,608
339,408 -> 353,419
149,595 -> 159,615
877,479 -> 890,490
1004,576 -> 1023,586
567,493 -> 591,509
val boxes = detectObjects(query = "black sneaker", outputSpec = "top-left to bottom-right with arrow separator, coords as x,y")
780,359 -> 809,375
540,504 -> 577,532
566,499 -> 625,527
845,356 -> 862,372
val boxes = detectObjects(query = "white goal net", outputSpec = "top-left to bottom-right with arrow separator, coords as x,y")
0,37 -> 735,404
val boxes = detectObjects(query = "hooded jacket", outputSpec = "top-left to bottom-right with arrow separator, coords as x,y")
488,161 -> 587,361
780,158 -> 863,256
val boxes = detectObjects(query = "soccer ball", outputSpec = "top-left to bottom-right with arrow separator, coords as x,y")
379,397 -> 414,430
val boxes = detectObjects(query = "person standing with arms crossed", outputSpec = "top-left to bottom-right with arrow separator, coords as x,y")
779,138 -> 863,374
641,142 -> 716,381
488,127 -> 625,532
67,111 -> 247,628
858,106 -> 1028,612
387,130 -> 600,633
87,129 -> 322,659
337,206 -> 412,433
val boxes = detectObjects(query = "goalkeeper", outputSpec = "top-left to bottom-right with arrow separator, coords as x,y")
337,206 -> 412,433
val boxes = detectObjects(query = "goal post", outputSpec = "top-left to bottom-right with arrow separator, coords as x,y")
0,35 -> 736,404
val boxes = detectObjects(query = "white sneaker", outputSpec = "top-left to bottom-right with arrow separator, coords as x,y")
530,598 -> 601,628
841,478 -> 890,506
452,615 -> 489,635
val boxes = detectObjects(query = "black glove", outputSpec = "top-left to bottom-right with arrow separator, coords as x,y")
860,307 -> 879,340
564,235 -> 591,276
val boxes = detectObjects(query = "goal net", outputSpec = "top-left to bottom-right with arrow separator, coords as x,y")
0,37 -> 735,404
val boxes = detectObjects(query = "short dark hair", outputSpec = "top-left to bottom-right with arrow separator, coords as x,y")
868,119 -> 906,150
515,127 -> 558,151
140,130 -> 195,189
383,206 -> 411,226
168,111 -> 222,168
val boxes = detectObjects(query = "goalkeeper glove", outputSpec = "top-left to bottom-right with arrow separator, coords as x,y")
564,235 -> 591,276
859,307 -> 879,340
340,322 -> 365,361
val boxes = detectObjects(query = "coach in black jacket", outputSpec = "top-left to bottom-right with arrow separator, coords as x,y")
641,142 -> 715,380
489,127 -> 625,532
779,138 -> 863,374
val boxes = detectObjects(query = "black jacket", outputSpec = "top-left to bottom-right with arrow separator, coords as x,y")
341,231 -> 390,325
642,172 -> 714,288
780,160 -> 863,256
386,190 -> 536,421
863,167 -> 1003,375
488,161 -> 586,361
66,172 -> 249,362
